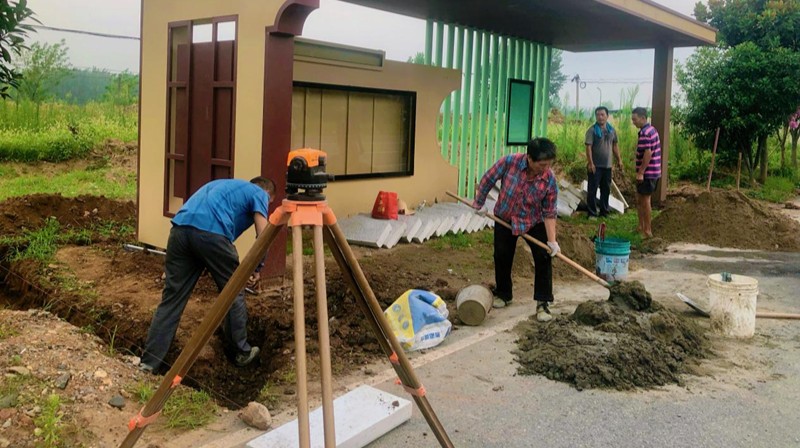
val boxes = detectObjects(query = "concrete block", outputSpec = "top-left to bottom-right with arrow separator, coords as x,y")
339,215 -> 392,248
411,214 -> 440,243
395,215 -> 421,243
580,181 -> 625,214
382,222 -> 407,249
246,385 -> 411,448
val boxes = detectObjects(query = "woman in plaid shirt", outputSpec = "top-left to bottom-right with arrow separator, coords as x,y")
472,138 -> 560,322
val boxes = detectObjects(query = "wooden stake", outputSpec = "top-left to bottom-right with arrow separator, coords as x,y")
736,151 -> 743,191
706,127 -> 720,191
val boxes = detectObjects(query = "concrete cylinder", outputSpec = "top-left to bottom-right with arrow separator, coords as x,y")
456,285 -> 493,326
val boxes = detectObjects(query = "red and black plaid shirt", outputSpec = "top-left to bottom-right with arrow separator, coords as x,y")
474,153 -> 559,236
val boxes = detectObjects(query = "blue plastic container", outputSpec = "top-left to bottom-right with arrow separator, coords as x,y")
594,237 -> 631,283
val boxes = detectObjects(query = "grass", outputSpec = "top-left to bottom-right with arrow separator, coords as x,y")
129,381 -> 218,430
257,381 -> 281,409
0,100 -> 137,163
0,322 -> 19,340
747,176 -> 797,203
34,394 -> 64,448
563,210 -> 655,250
429,232 -> 474,250
10,218 -> 62,263
0,163 -> 136,201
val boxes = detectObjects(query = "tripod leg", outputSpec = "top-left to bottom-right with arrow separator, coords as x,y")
323,224 -> 455,448
313,225 -> 336,447
291,225 -> 311,448
119,222 -> 283,448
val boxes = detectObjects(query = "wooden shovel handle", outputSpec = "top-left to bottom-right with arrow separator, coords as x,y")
445,191 -> 611,289
756,312 -> 800,320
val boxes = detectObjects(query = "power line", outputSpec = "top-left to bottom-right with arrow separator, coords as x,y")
29,24 -> 140,41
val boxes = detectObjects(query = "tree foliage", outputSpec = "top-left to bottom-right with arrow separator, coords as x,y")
683,0 -> 800,178
548,48 -> 567,108
0,0 -> 36,98
14,39 -> 70,105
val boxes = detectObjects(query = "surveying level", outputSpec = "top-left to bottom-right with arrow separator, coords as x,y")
119,149 -> 453,448
286,148 -> 334,201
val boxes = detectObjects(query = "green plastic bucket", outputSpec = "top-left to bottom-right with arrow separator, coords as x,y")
594,237 -> 631,283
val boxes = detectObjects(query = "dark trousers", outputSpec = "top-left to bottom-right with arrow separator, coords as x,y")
142,226 -> 250,370
493,222 -> 553,303
587,167 -> 612,217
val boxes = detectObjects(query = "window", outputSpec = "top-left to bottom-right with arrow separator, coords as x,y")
164,17 -> 238,216
291,82 -> 415,179
506,79 -> 535,146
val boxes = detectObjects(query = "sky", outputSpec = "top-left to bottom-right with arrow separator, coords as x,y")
26,0 -> 704,110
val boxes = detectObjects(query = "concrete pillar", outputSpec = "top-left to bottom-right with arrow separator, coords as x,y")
261,0 -> 318,278
651,44 -> 673,204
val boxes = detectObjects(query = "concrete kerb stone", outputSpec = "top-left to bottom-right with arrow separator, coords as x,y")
412,215 -> 440,243
395,215 -> 422,243
338,214 -> 393,248
383,221 -> 407,249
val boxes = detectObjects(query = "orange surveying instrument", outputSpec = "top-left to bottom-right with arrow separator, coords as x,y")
119,149 -> 453,448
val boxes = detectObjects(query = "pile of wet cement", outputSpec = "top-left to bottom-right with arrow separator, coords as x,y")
514,281 -> 708,390
653,189 -> 800,251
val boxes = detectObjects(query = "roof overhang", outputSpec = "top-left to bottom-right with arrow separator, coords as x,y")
339,0 -> 717,51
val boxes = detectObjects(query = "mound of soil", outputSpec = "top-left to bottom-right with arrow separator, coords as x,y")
514,285 -> 708,391
653,190 -> 800,251
0,194 -> 135,236
511,221 -> 596,281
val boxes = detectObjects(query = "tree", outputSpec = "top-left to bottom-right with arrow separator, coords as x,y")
548,49 -> 567,109
14,39 -> 70,120
103,71 -> 138,106
676,43 -> 800,182
689,0 -> 800,176
406,52 -> 425,64
0,0 -> 37,98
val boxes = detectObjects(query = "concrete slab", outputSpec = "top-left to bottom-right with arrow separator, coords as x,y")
395,215 -> 421,243
580,180 -> 625,214
411,215 -> 440,243
338,215 -> 392,248
246,385 -> 411,448
382,222 -> 407,249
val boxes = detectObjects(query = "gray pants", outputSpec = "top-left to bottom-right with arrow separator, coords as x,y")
141,226 -> 250,370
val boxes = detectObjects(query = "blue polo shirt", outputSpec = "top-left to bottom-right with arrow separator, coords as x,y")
172,179 -> 270,242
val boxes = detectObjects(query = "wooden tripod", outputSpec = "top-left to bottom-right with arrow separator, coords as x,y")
119,199 -> 454,448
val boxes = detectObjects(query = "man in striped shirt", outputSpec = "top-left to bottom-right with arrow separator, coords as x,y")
632,107 -> 661,238
472,138 -> 560,322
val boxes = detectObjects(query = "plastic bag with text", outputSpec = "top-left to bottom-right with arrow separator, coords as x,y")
383,289 -> 452,351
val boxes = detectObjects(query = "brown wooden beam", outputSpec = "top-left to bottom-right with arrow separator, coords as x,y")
261,0 -> 319,278
651,43 -> 672,204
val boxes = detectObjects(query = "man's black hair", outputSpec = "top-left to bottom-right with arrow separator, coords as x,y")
250,176 -> 276,194
632,107 -> 648,119
527,138 -> 557,161
594,106 -> 609,116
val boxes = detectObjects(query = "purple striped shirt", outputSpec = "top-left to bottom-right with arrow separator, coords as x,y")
636,123 -> 661,179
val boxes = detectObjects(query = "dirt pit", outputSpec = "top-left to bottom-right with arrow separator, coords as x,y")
653,189 -> 800,251
0,193 -> 135,236
514,283 -> 709,391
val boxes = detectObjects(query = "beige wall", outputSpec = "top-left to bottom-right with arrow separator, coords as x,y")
293,58 -> 460,217
138,1 -> 460,254
138,0 -> 284,251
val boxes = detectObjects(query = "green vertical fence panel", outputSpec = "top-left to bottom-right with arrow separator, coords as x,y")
458,29 -> 474,197
467,31 -> 483,197
541,46 -> 552,137
435,22 -> 444,66
495,37 -> 508,160
532,44 -> 542,137
475,32 -> 489,184
450,26 -> 464,165
486,34 -> 500,169
441,23 -> 455,159
424,20 -> 433,65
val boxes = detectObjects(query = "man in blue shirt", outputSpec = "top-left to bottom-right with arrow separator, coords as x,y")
140,177 -> 275,373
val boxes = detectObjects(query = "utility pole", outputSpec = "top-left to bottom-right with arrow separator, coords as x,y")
571,74 -> 586,119
596,86 -> 602,107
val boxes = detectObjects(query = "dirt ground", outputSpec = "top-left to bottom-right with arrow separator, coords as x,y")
1,183 -> 799,447
653,187 -> 800,251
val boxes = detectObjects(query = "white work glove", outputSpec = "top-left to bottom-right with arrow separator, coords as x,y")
547,241 -> 560,258
472,201 -> 488,217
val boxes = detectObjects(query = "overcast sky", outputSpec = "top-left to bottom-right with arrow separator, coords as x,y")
27,0 -> 703,110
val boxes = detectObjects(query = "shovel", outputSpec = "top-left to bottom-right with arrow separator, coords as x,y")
446,191 -> 611,289
677,292 -> 800,320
